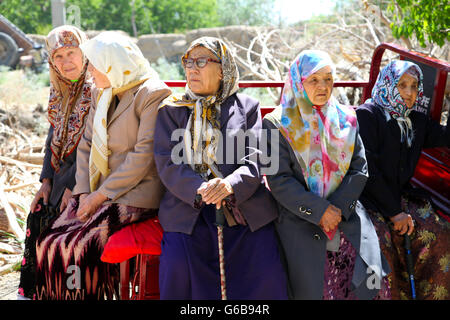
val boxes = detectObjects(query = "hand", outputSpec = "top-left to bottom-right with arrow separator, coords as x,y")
59,188 -> 72,213
197,178 -> 234,209
319,205 -> 342,232
390,212 -> 414,235
30,178 -> 52,213
76,191 -> 108,222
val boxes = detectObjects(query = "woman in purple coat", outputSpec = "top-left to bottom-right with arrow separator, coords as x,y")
154,37 -> 287,299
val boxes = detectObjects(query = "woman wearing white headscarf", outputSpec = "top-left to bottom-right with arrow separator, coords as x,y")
34,31 -> 171,300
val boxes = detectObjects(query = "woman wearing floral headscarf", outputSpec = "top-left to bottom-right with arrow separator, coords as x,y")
356,60 -> 450,300
33,31 -> 171,300
154,36 -> 287,299
18,25 -> 92,300
263,50 -> 391,300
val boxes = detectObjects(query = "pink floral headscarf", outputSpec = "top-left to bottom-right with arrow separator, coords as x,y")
265,50 -> 358,198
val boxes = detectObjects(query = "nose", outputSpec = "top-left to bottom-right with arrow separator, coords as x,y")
186,66 -> 200,76
404,86 -> 413,98
317,79 -> 327,89
61,55 -> 72,65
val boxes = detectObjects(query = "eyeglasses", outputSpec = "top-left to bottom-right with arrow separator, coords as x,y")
182,57 -> 221,69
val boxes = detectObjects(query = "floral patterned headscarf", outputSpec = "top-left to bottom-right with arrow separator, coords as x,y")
265,50 -> 357,198
366,60 -> 424,146
160,37 -> 239,180
46,25 -> 92,172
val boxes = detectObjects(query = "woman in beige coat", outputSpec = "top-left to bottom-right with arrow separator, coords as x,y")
34,31 -> 171,300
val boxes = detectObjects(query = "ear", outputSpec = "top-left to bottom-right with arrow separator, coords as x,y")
218,67 -> 223,80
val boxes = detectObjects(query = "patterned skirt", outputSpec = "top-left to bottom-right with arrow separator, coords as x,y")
368,195 -> 450,300
18,199 -> 58,299
322,231 -> 391,300
34,196 -> 155,300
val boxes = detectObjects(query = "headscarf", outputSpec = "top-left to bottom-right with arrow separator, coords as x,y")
79,31 -> 160,191
366,60 -> 424,147
46,25 -> 92,172
265,50 -> 357,199
159,37 -> 240,180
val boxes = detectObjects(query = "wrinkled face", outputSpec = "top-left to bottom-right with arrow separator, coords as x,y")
52,46 -> 84,81
184,46 -> 223,96
87,62 -> 111,89
397,72 -> 419,109
302,66 -> 333,106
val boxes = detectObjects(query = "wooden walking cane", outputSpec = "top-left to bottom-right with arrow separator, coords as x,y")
195,194 -> 228,300
215,205 -> 227,300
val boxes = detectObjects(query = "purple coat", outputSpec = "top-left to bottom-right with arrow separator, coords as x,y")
154,93 -> 278,234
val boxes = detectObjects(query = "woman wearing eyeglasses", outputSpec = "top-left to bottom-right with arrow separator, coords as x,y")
154,37 -> 287,299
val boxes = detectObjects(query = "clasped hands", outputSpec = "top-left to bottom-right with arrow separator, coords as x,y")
196,178 -> 234,209
75,191 -> 108,222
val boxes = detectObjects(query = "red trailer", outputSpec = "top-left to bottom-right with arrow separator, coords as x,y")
116,42 -> 449,299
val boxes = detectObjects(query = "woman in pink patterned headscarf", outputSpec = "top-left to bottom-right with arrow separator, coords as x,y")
264,50 -> 391,300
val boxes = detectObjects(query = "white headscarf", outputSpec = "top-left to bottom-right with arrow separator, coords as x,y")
79,31 -> 159,191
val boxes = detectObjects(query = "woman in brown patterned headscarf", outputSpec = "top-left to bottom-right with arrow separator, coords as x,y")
155,37 -> 287,299
17,25 -> 92,300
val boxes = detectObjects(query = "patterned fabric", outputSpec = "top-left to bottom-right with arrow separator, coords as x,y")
264,50 -> 357,198
34,196 -> 156,300
17,199 -> 58,299
366,60 -> 424,147
368,195 -> 450,300
46,25 -> 92,171
160,37 -> 239,180
323,231 -> 391,300
79,31 -> 159,191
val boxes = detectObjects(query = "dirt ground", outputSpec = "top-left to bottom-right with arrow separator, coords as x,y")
0,271 -> 20,300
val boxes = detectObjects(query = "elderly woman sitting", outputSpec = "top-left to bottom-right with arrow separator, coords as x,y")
154,36 -> 287,299
263,50 -> 391,300
34,32 -> 171,300
18,25 -> 92,300
356,60 -> 450,300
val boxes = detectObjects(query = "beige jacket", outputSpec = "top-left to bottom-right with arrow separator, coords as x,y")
73,78 -> 171,209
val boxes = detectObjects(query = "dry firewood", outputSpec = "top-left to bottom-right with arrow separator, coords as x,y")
0,242 -> 20,254
0,155 -> 42,169
0,182 -> 25,241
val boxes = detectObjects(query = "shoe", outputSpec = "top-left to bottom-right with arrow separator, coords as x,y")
16,293 -> 31,300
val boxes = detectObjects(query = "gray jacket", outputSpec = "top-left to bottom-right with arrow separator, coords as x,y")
263,119 -> 390,300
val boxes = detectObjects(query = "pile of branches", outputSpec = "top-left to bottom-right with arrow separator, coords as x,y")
222,3 -> 449,106
0,104 -> 44,276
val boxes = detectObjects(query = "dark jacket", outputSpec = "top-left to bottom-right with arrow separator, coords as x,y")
40,125 -> 77,209
356,102 -> 450,218
154,93 -> 278,234
263,118 -> 390,300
